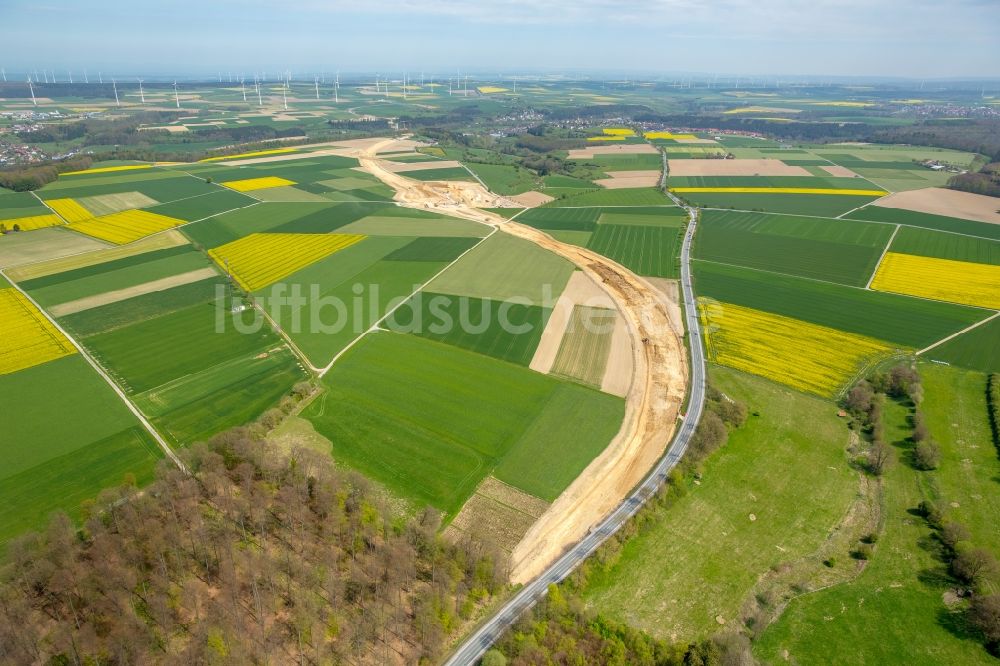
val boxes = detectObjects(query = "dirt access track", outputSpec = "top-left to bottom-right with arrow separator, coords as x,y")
354,138 -> 689,584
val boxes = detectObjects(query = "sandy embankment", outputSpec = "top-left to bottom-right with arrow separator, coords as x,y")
356,138 -> 688,585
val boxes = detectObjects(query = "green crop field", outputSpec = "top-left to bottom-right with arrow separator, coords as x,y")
59,278 -> 223,337
383,236 -> 479,262
403,167 -> 477,182
516,207 -> 603,231
257,237 -> 446,366
385,292 -> 549,366
0,356 -> 162,542
39,173 -> 218,203
181,202 -> 342,248
681,192 -> 880,217
492,383 -> 624,501
24,248 -> 213,307
846,206 -> 1000,241
756,365 -> 998,665
517,206 -> 683,232
583,366 -> 857,640
305,332 -> 623,512
465,163 -> 537,195
693,261 -> 986,348
429,233 -> 573,305
151,349 -> 307,445
668,175 -> 879,190
545,187 -> 671,207
549,305 -> 616,387
591,153 -> 663,171
694,211 -> 893,286
925,316 -> 1000,373
145,189 -> 258,221
597,210 -> 687,227
543,174 -> 597,189
587,224 -> 682,278
84,301 -> 276,394
888,225 -> 1000,265
334,212 -> 489,237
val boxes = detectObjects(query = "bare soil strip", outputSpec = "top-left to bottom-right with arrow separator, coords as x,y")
600,315 -> 634,398
821,165 -> 862,178
445,477 -> 551,553
509,191 -> 555,207
356,138 -> 687,584
596,174 -> 662,189
48,267 -> 218,316
382,160 -> 464,173
530,271 -> 616,374
667,158 -> 811,177
872,186 -> 1000,225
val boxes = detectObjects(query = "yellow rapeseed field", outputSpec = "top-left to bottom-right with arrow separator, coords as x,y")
199,148 -> 298,162
586,136 -> 626,142
0,214 -> 63,231
46,198 -> 94,223
209,232 -> 366,291
220,176 -> 298,191
68,210 -> 185,245
870,252 -> 1000,309
644,132 -> 698,140
0,288 -> 76,375
602,128 -> 636,136
671,187 -> 886,196
61,164 -> 153,176
699,299 -> 897,396
477,86 -> 509,94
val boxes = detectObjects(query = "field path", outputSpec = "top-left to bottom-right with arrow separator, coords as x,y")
353,137 -> 689,584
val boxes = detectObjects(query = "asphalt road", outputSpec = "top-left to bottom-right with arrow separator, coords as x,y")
443,197 -> 707,665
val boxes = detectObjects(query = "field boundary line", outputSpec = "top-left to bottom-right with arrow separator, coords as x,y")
865,224 -> 900,289
698,206 -> 1000,242
812,153 -> 891,193
836,198 -> 879,220
317,225 -> 499,377
30,190 -> 71,224
917,310 -> 1000,356
0,268 -> 187,472
692,257 -> 998,312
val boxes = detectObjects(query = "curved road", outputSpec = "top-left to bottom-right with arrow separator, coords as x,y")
443,198 -> 707,665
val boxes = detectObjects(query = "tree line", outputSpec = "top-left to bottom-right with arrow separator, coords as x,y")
844,364 -> 1000,655
0,428 -> 505,664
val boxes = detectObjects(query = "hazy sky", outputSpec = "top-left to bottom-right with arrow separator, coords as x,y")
2,0 -> 998,79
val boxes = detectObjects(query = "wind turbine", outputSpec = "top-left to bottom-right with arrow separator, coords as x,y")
241,77 -> 247,102
83,69 -> 88,84
138,78 -> 145,104
314,75 -> 319,100
334,70 -> 339,103
0,68 -> 5,82
27,77 -> 36,106
173,80 -> 180,108
68,70 -> 73,84
99,71 -> 103,84
255,75 -> 263,106
43,70 -> 49,84
112,79 -> 120,107
282,79 -> 288,110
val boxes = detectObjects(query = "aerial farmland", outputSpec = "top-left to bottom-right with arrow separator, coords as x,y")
1,7 -> 1000,660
